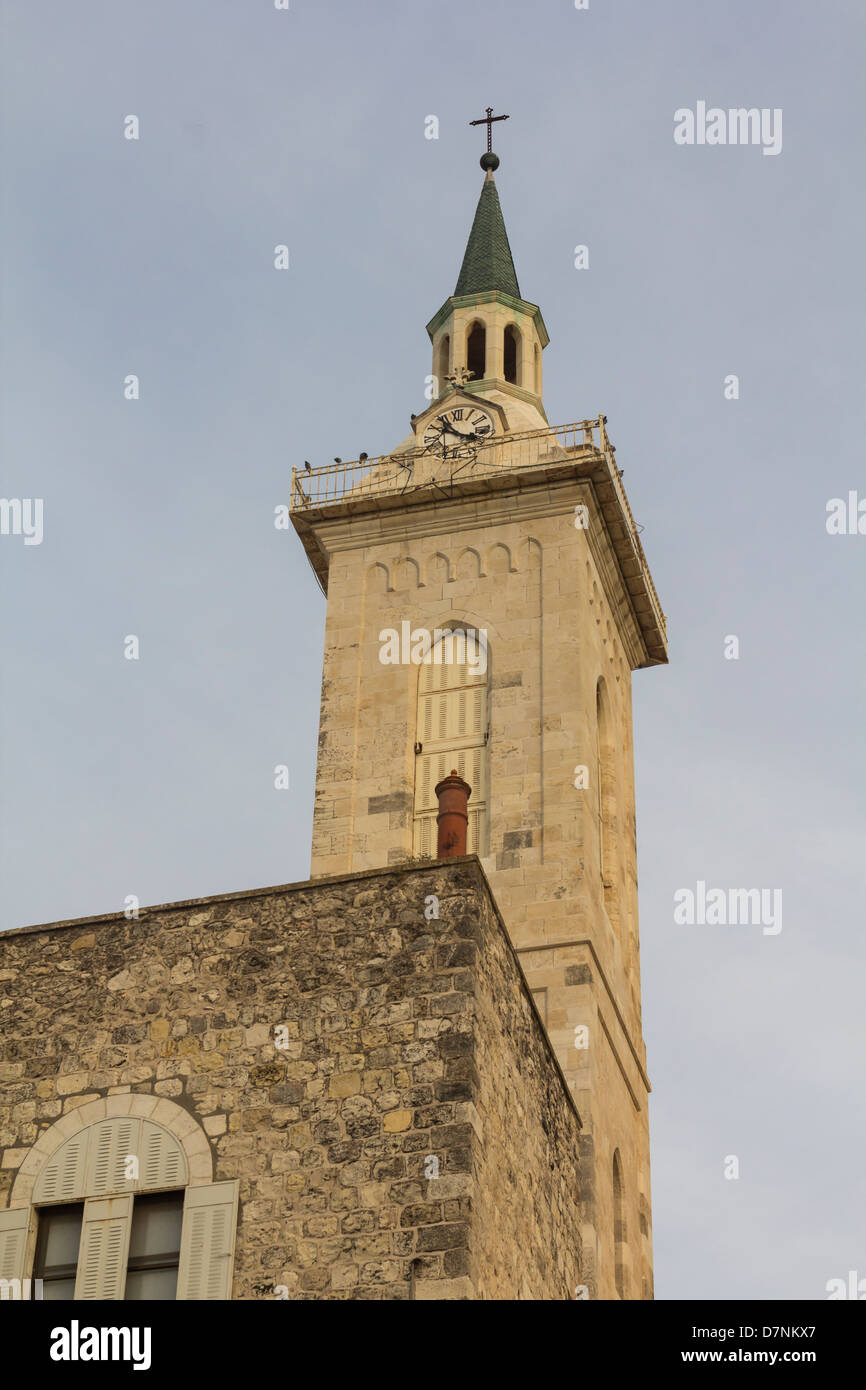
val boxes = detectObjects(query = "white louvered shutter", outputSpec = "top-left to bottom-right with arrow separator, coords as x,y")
73,1196 -> 133,1300
86,1118 -> 141,1196
0,1207 -> 31,1292
413,640 -> 488,857
176,1181 -> 239,1301
140,1121 -> 187,1190
35,1119 -> 188,1203
32,1131 -> 89,1204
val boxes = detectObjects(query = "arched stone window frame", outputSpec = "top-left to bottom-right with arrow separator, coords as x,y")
0,1096 -> 238,1301
412,620 -> 491,859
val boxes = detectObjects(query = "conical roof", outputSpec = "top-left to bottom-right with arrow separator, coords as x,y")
454,175 -> 521,299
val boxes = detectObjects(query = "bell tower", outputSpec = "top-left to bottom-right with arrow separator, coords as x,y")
425,142 -> 548,433
291,122 -> 668,1300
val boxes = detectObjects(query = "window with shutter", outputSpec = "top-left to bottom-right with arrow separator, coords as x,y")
176,1181 -> 239,1301
413,630 -> 489,858
13,1108 -> 236,1300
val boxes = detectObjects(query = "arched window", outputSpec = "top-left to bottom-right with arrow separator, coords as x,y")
466,321 -> 486,382
413,627 -> 489,857
596,676 -> 618,926
437,333 -> 450,388
0,1098 -> 238,1301
503,324 -> 520,384
613,1149 -> 626,1297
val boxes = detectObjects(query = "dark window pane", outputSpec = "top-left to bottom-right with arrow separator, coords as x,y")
124,1267 -> 179,1301
127,1193 -> 183,1261
125,1192 -> 183,1301
34,1204 -> 83,1279
41,1277 -> 76,1301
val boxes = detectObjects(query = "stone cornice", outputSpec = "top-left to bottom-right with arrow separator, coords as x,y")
426,289 -> 550,347
516,935 -> 652,1097
292,459 -> 666,669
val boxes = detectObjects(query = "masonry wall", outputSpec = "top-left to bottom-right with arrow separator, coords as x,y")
0,859 -> 582,1300
467,861 -> 583,1298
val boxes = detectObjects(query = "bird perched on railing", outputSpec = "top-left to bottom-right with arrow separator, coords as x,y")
359,452 -> 368,463
333,457 -> 342,464
304,461 -> 312,472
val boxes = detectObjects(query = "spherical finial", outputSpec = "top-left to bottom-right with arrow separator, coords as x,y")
480,151 -> 499,172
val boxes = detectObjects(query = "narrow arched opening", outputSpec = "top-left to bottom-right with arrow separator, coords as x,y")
466,321 -> 486,381
437,333 -> 450,389
504,324 -> 520,384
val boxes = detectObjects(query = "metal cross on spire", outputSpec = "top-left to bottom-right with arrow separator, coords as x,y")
469,106 -> 509,154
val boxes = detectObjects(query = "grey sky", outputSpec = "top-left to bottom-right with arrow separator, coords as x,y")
2,0 -> 864,1299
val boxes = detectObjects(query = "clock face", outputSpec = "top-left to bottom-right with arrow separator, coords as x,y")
421,405 -> 495,458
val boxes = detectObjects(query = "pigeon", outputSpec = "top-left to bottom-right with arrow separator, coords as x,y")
304,461 -> 312,472
359,452 -> 368,462
334,457 -> 342,464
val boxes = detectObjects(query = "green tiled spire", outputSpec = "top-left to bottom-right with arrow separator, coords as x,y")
454,175 -> 521,299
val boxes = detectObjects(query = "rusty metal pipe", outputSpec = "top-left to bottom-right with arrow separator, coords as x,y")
434,769 -> 472,858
